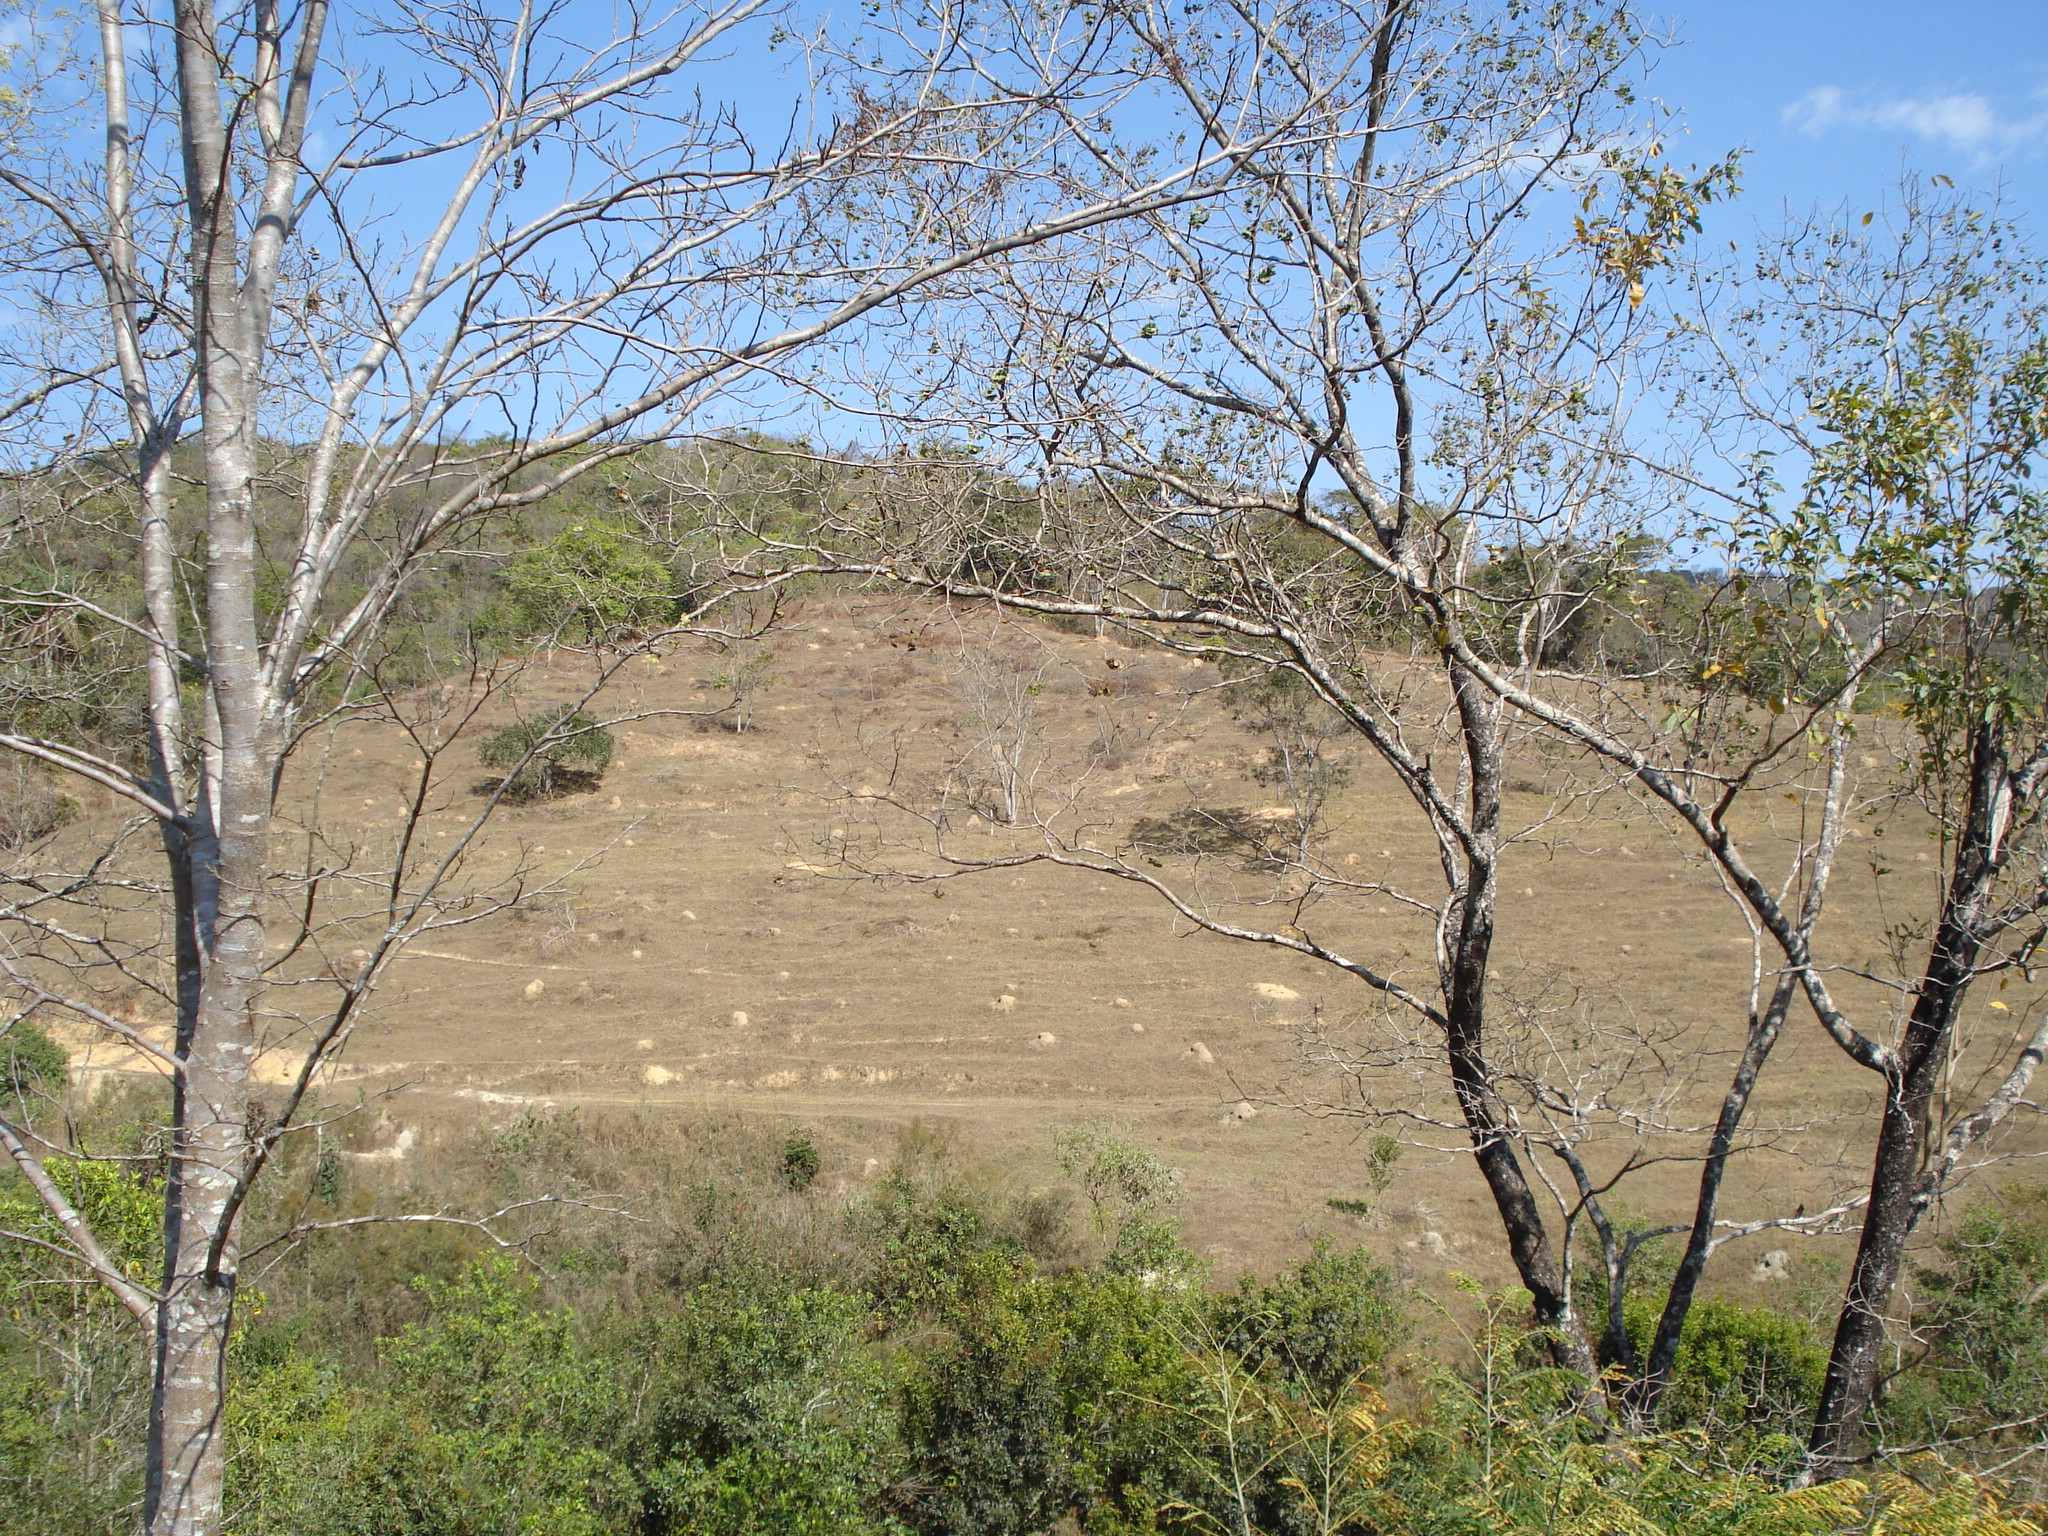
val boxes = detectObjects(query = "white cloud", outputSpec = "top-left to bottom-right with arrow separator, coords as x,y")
1784,85 -> 2048,162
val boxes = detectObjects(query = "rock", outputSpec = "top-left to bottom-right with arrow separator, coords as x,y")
1112,997 -> 1132,1008
1753,1249 -> 1792,1282
730,1010 -> 750,1028
1417,1231 -> 1448,1256
634,1038 -> 654,1051
1130,1021 -> 1146,1033
642,1064 -> 675,1085
1252,982 -> 1300,1001
522,979 -> 545,1000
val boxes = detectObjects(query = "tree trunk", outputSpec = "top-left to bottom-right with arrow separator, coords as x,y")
1805,717 -> 2006,1479
1632,972 -> 1796,1422
143,4 -> 281,1528
1443,662 -> 1601,1385
1802,1061 -> 1935,1478
145,1028 -> 248,1536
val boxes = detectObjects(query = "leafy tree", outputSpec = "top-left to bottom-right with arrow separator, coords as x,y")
635,1281 -> 904,1536
498,522 -> 680,648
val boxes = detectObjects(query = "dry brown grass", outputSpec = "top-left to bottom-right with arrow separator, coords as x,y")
33,596 -> 2048,1289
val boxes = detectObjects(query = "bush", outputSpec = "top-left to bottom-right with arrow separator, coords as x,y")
903,1268 -> 1197,1536
0,1145 -> 161,1535
477,706 -> 615,799
231,1261 -> 636,1535
1214,1241 -> 1409,1399
850,1121 -> 1067,1313
497,521 -> 678,647
637,1280 -> 903,1536
2,1019 -> 66,1100
780,1136 -> 822,1192
1887,1186 -> 2048,1472
1629,1294 -> 1825,1451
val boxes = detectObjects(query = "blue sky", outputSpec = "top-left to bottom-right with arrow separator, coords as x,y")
1646,1 -> 2047,227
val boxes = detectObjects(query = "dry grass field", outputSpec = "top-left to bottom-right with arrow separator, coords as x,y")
44,595 -> 2048,1292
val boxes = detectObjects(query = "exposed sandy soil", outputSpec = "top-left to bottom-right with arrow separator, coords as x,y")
44,595 -> 2048,1290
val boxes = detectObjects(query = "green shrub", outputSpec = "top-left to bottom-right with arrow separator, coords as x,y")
231,1260 -> 635,1535
1215,1241 -> 1409,1398
2,1019 -> 66,1100
497,521 -> 678,646
850,1122 -> 1067,1313
0,1148 -> 160,1535
780,1136 -> 822,1192
1886,1185 -> 2048,1471
637,1280 -> 903,1536
1630,1294 -> 1825,1451
477,706 -> 615,799
904,1268 -> 1197,1536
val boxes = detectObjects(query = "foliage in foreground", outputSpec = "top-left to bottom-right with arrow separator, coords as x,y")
0,1109 -> 2042,1535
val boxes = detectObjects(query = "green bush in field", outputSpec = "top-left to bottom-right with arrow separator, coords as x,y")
1215,1241 -> 1409,1400
903,1268 -> 1200,1536
0,1146 -> 162,1536
779,1136 -> 822,1192
849,1122 -> 1070,1314
1638,1295 -> 1827,1454
497,522 -> 678,647
477,706 -> 614,799
2,1018 -> 66,1101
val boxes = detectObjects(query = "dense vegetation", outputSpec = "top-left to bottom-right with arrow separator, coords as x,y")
3,1073 -> 2042,1534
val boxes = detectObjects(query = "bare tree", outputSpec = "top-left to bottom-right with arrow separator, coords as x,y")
779,0 -> 1700,1389
778,1 -> 2048,1471
0,0 -> 1301,1527
1453,187 -> 2048,1475
948,622 -> 1063,826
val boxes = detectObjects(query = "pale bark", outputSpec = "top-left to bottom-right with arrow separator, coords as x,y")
0,4 -> 1318,1528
